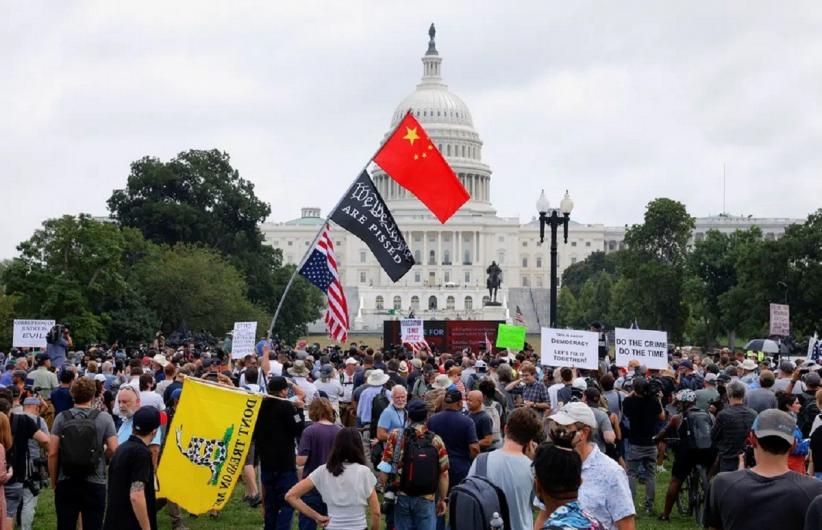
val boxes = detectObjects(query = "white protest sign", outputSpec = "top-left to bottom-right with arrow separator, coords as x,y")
401,319 -> 424,343
614,328 -> 669,370
231,321 -> 258,359
769,303 -> 790,336
540,328 -> 599,370
13,319 -> 55,348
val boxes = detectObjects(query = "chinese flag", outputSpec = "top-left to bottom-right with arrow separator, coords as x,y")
374,112 -> 469,223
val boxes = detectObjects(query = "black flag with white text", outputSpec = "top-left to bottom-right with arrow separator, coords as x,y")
330,170 -> 415,282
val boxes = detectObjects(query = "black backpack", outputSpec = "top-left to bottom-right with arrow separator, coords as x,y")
449,452 -> 510,530
684,409 -> 713,450
58,409 -> 102,477
45,325 -> 61,345
399,429 -> 440,496
369,389 -> 391,439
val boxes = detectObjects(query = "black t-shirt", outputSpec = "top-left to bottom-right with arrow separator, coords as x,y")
103,436 -> 156,530
622,395 -> 662,446
810,420 -> 822,471
704,469 -> 822,530
468,410 -> 493,452
253,397 -> 304,472
9,414 -> 38,484
805,494 -> 822,530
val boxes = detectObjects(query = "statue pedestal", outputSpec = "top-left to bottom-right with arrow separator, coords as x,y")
479,304 -> 507,321
484,301 -> 502,306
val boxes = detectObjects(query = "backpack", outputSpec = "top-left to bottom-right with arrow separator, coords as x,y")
449,452 -> 511,530
398,429 -> 440,496
484,402 -> 502,449
369,389 -> 391,439
684,409 -> 713,450
57,409 -> 102,477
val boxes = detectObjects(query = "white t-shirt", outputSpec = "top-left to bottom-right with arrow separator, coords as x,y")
140,390 -> 166,411
309,463 -> 376,530
315,379 -> 344,403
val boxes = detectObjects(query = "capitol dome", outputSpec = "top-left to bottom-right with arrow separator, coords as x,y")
373,24 -> 493,214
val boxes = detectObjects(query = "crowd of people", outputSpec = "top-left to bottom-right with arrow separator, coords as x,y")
0,325 -> 821,529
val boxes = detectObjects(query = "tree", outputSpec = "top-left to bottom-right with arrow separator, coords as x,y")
617,199 -> 694,341
132,244 -> 268,335
107,150 -> 282,306
686,228 -> 763,348
556,286 -> 581,328
1,215 -> 156,345
561,251 -> 620,297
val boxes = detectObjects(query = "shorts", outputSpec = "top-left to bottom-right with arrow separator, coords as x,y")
671,448 -> 715,481
245,442 -> 257,466
5,482 -> 23,515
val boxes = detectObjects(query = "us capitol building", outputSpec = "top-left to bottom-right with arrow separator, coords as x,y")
261,27 -> 797,334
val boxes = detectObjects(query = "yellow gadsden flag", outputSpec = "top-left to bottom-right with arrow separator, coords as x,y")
157,377 -> 263,514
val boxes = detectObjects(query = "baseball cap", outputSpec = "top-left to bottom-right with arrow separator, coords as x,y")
549,402 -> 597,430
752,409 -> 796,444
444,388 -> 462,404
679,360 -> 694,370
94,374 -> 107,383
572,377 -> 588,391
171,388 -> 183,402
320,365 -> 334,377
406,399 -> 428,422
133,406 -> 161,435
805,372 -> 821,388
344,357 -> 358,365
475,360 -> 487,372
268,376 -> 288,393
717,373 -> 732,384
704,373 -> 718,384
35,353 -> 50,365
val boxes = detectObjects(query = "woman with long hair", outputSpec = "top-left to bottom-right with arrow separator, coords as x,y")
776,390 -> 809,474
286,427 -> 380,530
0,413 -> 14,529
295,398 -> 342,530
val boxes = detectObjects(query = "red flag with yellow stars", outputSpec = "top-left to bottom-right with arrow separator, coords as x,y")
374,111 -> 469,223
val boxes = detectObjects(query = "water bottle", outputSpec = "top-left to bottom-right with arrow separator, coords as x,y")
490,511 -> 504,530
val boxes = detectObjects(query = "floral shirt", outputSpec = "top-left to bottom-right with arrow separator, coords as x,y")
377,423 -> 449,499
543,500 -> 604,530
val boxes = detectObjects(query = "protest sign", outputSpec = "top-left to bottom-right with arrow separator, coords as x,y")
769,303 -> 790,336
540,328 -> 598,370
401,319 -> 424,343
614,328 -> 668,370
496,324 -> 526,350
230,321 -> 257,359
12,319 -> 55,348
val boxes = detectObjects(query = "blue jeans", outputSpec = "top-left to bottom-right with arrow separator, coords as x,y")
395,495 -> 436,530
261,469 -> 297,530
626,444 -> 658,510
298,488 -> 327,530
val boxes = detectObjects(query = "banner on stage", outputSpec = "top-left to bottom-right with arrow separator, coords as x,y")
230,321 -> 257,359
12,319 -> 55,348
400,319 -> 424,343
496,324 -> 526,350
540,328 -> 598,370
614,327 -> 668,370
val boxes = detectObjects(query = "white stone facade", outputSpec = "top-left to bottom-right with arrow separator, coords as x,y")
260,29 -> 798,333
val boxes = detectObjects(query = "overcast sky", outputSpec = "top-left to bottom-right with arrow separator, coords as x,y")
2,2 -> 821,260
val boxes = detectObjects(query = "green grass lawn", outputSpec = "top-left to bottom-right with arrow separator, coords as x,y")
30,469 -> 702,530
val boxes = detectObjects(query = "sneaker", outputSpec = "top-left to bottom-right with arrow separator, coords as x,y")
658,514 -> 670,522
245,494 -> 261,507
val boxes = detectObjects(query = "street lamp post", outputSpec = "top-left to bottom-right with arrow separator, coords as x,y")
537,189 -> 574,328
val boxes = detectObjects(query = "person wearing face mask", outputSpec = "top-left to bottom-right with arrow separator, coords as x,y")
534,403 -> 636,530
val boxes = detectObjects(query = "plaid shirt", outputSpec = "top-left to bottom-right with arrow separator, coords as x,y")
522,380 -> 549,404
379,423 -> 449,499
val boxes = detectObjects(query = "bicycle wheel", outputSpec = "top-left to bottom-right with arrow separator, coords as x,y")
692,465 -> 709,526
676,474 -> 691,517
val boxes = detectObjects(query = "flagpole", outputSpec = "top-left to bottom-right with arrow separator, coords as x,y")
267,111 -> 414,339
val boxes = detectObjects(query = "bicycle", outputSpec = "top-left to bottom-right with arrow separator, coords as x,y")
675,462 -> 709,525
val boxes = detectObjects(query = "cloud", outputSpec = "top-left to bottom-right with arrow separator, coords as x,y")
1,1 -> 821,259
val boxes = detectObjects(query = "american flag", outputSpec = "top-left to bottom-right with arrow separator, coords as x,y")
298,224 -> 349,343
484,333 -> 494,354
405,339 -> 430,354
514,305 -> 527,326
808,332 -> 821,364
